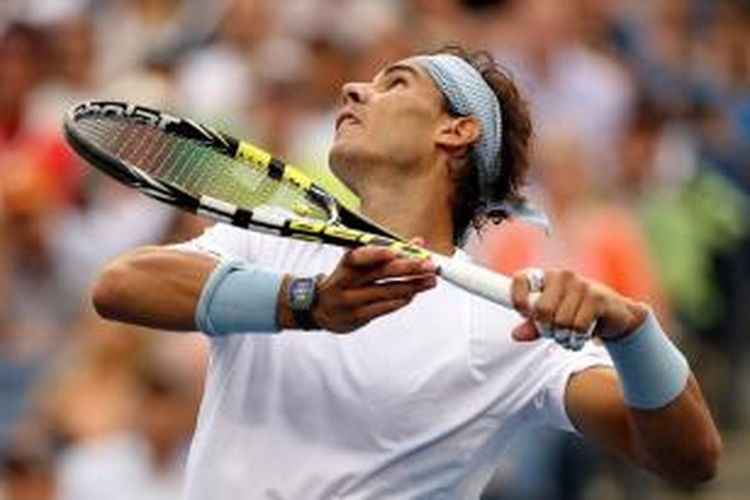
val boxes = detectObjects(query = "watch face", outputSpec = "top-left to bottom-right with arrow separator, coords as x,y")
290,278 -> 315,310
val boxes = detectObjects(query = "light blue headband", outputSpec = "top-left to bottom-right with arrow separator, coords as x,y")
410,54 -> 501,203
410,54 -> 550,234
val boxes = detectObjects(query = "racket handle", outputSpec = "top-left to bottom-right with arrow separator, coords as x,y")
431,254 -> 540,311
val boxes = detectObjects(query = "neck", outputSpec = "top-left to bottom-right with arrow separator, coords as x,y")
355,162 -> 456,256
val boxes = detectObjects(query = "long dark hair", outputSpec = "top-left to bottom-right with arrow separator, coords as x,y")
433,45 -> 533,244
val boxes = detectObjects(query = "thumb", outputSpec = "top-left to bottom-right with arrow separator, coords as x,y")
512,319 -> 540,342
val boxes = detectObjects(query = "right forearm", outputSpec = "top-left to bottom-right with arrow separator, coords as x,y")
92,246 -> 217,330
93,243 -> 438,335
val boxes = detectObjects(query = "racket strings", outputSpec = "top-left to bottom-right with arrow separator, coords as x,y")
74,117 -> 330,220
80,119 -> 242,193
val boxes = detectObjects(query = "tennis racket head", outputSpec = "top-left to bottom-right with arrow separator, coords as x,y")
63,101 -> 339,225
63,100 -> 404,246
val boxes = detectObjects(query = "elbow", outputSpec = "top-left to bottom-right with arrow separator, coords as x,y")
666,430 -> 722,486
92,259 -> 130,321
92,248 -> 157,321
690,432 -> 722,484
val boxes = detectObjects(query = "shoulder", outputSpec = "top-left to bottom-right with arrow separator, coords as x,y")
174,223 -> 252,256
172,223 -> 344,272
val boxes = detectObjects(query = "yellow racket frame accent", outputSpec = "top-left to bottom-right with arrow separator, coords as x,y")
237,140 -> 313,190
286,220 -> 431,260
236,141 -> 272,168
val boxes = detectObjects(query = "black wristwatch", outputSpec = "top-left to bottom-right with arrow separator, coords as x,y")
287,275 -> 322,330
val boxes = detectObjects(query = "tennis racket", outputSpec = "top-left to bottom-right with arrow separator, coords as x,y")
63,100 -> 530,310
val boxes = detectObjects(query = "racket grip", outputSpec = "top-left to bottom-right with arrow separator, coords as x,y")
431,254 -> 540,311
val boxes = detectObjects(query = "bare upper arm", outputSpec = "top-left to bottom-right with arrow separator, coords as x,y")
564,366 -> 643,465
565,367 -> 722,483
92,246 -> 218,330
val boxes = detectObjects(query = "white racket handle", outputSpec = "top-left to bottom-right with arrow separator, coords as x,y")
431,254 -> 541,310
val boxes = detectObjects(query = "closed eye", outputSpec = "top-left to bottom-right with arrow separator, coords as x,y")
388,76 -> 407,89
373,63 -> 419,90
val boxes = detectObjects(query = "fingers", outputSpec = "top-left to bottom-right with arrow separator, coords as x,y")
343,236 -> 427,269
316,275 -> 436,334
529,270 -> 568,326
511,269 -> 607,351
572,291 -> 605,334
341,244 -> 435,287
345,275 -> 437,306
511,270 -> 533,316
343,246 -> 398,269
315,241 -> 437,334
350,256 -> 435,288
553,280 -> 586,328
511,268 -> 547,315
511,318 -> 538,342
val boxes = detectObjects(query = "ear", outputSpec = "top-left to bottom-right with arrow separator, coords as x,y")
434,116 -> 481,151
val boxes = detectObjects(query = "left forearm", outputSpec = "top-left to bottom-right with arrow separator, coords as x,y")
568,367 -> 721,484
626,375 -> 721,483
602,311 -> 722,483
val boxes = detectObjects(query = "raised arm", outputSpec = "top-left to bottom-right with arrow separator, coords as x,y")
566,367 -> 720,484
92,246 -> 217,331
511,269 -> 721,485
92,244 -> 437,334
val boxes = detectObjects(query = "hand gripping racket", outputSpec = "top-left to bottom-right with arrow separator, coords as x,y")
63,100 -> 529,310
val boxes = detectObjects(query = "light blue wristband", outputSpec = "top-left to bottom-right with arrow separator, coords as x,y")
604,309 -> 690,410
195,260 -> 283,336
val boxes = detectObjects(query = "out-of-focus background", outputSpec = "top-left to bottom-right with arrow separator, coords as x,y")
0,0 -> 748,499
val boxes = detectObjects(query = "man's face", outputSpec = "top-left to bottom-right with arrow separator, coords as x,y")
329,59 -> 447,192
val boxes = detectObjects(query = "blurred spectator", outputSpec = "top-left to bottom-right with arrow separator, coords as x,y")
53,333 -> 202,500
697,1 -> 750,192
0,23 -> 74,450
0,435 -> 56,500
95,0 -> 202,83
0,21 -> 84,211
494,0 -> 636,186
176,0 -> 270,126
23,313 -> 205,500
26,17 -> 98,132
620,0 -> 699,119
32,315 -> 153,444
408,0 -> 474,47
0,23 -> 42,146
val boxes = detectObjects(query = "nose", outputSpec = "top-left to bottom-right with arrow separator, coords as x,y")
341,81 -> 368,105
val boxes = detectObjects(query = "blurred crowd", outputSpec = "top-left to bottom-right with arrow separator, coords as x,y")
0,0 -> 748,499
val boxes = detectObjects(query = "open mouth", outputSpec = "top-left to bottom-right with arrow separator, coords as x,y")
335,111 -> 360,131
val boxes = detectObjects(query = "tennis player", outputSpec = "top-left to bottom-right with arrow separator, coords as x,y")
93,47 -> 720,498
